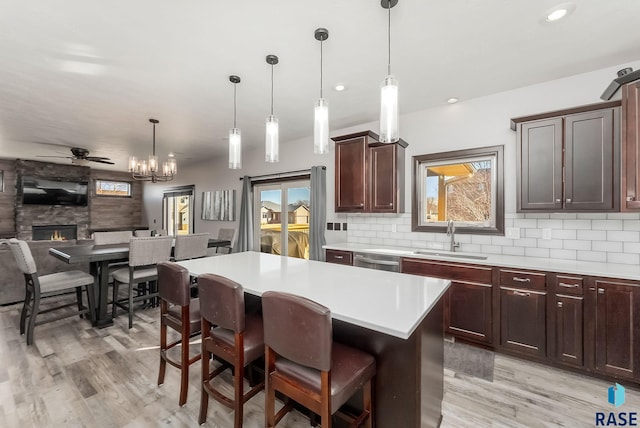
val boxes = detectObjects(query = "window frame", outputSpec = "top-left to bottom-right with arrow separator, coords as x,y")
411,145 -> 504,236
94,179 -> 132,198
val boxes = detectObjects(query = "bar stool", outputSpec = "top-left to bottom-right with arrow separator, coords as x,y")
197,273 -> 265,427
156,261 -> 202,406
262,291 -> 376,428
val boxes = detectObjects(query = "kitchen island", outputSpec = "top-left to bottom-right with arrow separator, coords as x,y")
177,252 -> 450,428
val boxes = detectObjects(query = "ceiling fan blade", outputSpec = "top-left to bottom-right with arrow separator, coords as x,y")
85,156 -> 111,161
89,159 -> 115,165
36,155 -> 72,159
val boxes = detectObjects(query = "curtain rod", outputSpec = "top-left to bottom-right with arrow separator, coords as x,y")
239,166 -> 326,181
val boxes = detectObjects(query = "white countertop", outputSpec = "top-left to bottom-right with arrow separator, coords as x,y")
324,242 -> 640,281
177,252 -> 450,340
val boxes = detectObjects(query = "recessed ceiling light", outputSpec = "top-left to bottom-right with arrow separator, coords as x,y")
544,3 -> 575,22
447,97 -> 459,104
334,84 -> 346,91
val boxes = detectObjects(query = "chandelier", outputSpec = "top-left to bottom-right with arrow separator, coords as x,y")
128,118 -> 177,183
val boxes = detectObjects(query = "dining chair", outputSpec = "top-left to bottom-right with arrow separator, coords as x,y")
173,233 -> 210,261
4,238 -> 96,346
262,291 -> 376,428
197,273 -> 265,427
111,236 -> 173,329
93,230 -> 133,245
216,228 -> 236,254
134,229 -> 152,237
157,261 -> 202,406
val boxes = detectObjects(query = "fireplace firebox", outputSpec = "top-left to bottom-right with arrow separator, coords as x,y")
32,225 -> 77,241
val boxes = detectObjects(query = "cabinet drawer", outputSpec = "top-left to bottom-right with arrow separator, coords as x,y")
500,269 -> 546,290
402,258 -> 492,283
555,275 -> 583,295
325,249 -> 353,265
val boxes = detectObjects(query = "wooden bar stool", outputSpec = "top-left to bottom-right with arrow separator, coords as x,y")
197,273 -> 265,427
262,291 -> 376,428
156,261 -> 202,406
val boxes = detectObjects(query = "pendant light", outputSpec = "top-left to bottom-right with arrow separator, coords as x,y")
265,54 -> 279,163
380,0 -> 399,144
314,28 -> 329,155
129,119 -> 177,183
228,75 -> 242,169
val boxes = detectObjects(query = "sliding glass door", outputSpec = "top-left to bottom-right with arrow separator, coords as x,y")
253,180 -> 310,259
163,186 -> 194,236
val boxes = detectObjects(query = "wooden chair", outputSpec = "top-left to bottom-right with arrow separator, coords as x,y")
173,233 -> 210,261
5,238 -> 95,346
262,291 -> 376,428
156,261 -> 202,406
197,273 -> 264,427
111,236 -> 172,329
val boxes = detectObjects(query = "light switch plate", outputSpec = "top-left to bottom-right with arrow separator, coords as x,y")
542,228 -> 552,240
506,227 -> 520,239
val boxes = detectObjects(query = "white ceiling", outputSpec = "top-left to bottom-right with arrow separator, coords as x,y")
0,0 -> 639,171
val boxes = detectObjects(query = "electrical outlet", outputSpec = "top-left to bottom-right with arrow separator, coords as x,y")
506,227 -> 520,239
391,223 -> 397,233
542,228 -> 552,240
326,222 -> 333,230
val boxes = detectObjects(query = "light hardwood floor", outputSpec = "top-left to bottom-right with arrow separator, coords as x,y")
0,302 -> 637,427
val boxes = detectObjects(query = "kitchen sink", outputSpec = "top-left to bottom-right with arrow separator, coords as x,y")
412,250 -> 488,260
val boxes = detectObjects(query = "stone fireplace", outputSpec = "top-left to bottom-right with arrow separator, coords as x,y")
31,224 -> 78,241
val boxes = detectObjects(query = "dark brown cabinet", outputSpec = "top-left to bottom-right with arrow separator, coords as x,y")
499,269 -> 547,358
551,275 -> 585,368
325,249 -> 353,265
513,101 -> 621,212
401,258 -> 494,346
332,131 -> 407,213
592,279 -> 640,379
622,80 -> 640,210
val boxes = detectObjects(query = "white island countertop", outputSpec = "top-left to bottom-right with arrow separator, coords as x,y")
177,252 -> 450,340
324,242 -> 640,281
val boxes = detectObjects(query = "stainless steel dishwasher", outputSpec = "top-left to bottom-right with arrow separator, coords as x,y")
353,252 -> 400,272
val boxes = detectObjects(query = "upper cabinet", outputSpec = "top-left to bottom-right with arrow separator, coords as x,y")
512,101 -> 621,212
332,131 -> 407,213
622,81 -> 640,210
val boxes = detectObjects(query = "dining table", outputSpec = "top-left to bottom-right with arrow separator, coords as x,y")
49,238 -> 231,327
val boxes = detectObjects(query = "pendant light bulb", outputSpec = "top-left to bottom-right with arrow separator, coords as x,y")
265,55 -> 279,163
228,75 -> 242,170
314,28 -> 330,155
380,0 -> 400,144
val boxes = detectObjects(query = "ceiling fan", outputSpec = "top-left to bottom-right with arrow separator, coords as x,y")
38,147 -> 115,165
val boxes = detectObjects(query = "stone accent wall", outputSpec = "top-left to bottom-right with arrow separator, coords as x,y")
15,160 -> 91,240
89,169 -> 143,230
0,159 -> 16,235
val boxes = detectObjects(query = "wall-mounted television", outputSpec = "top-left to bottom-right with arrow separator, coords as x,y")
21,176 -> 89,206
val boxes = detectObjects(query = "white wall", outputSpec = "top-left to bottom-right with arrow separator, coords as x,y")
143,59 -> 640,261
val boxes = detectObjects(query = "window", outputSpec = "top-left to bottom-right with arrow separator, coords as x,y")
95,179 -> 131,197
412,145 -> 504,235
163,185 -> 195,236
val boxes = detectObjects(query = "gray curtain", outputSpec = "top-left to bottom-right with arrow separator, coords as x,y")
235,176 -> 254,252
309,166 -> 327,261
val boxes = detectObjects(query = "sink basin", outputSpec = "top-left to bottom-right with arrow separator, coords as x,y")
412,250 -> 488,260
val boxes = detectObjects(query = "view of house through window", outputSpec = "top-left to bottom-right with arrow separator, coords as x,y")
253,179 -> 310,259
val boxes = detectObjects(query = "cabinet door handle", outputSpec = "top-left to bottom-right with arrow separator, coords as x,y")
566,198 -> 572,203
555,199 -> 561,203
558,282 -> 579,288
628,196 -> 636,202
589,287 -> 596,291
334,255 -> 343,259
512,277 -> 531,283
513,290 -> 531,297
598,288 -> 605,294
557,301 -> 563,308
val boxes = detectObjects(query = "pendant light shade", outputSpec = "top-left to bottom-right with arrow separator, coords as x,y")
265,55 -> 279,163
228,75 -> 242,170
314,28 -> 329,155
380,0 -> 400,144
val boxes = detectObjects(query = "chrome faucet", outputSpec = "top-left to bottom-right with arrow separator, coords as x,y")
446,220 -> 460,252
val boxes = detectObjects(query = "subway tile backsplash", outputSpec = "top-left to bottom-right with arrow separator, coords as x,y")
345,212 -> 640,265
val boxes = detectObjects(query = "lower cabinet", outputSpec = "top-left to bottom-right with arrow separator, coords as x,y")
500,287 -> 547,358
325,249 -> 353,265
553,294 -> 584,367
592,279 -> 640,379
402,257 -> 494,346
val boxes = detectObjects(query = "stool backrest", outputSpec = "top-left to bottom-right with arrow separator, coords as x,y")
7,238 -> 37,274
157,261 -> 191,306
198,273 -> 245,333
129,236 -> 172,267
93,230 -> 132,245
174,233 -> 210,261
262,291 -> 332,372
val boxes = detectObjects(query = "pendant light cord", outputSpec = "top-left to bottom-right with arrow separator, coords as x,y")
270,64 -> 274,115
320,39 -> 324,98
387,4 -> 392,76
152,122 -> 156,156
233,83 -> 237,128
